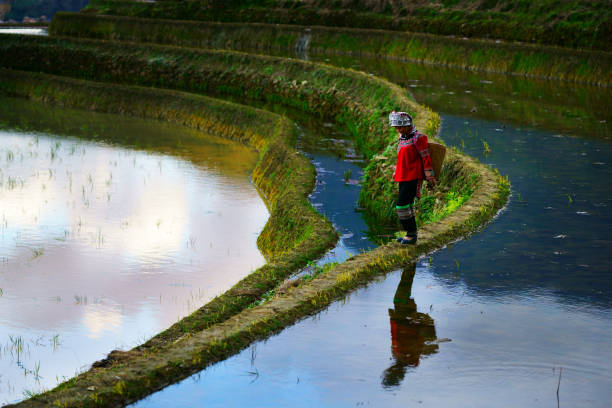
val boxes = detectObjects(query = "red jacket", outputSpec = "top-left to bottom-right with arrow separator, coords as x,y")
394,131 -> 434,182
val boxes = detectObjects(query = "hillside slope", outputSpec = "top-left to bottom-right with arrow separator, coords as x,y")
86,0 -> 612,50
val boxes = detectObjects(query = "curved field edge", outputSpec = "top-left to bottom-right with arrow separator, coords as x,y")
0,34 -> 443,226
0,74 -> 509,408
50,13 -> 612,87
0,38 -> 510,406
0,67 -> 339,365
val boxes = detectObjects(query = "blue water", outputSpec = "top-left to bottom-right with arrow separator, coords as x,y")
126,49 -> 612,406
436,115 -> 612,307
297,121 -> 377,265
131,112 -> 612,408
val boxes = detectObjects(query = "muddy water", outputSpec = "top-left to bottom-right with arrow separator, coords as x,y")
131,55 -> 612,407
0,97 -> 268,404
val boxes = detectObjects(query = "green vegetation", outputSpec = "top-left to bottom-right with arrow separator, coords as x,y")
0,34 -> 441,227
0,67 -> 338,346
84,0 -> 611,51
0,19 -> 511,406
339,54 -> 611,138
0,76 -> 508,408
50,13 -> 612,86
0,32 -> 473,232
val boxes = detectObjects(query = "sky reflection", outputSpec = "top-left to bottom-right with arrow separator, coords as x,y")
0,106 -> 268,404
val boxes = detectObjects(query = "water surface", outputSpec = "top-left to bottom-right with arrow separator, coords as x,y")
131,54 -> 612,407
0,28 -> 46,36
0,97 -> 268,404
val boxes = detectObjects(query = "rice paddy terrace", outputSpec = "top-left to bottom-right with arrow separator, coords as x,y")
0,1 -> 610,406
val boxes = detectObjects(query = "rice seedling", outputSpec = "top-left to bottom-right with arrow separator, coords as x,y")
74,295 -> 88,305
22,389 -> 39,399
481,139 -> 491,156
188,235 -> 197,250
343,169 -> 352,183
51,334 -> 60,352
96,228 -> 104,247
8,335 -> 25,363
33,360 -> 42,382
31,247 -> 44,260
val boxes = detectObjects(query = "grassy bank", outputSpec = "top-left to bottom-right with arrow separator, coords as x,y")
83,0 -> 611,51
327,53 -> 612,139
50,13 -> 612,86
0,69 -> 509,408
0,33 -> 444,227
0,32 -> 511,406
0,66 -> 339,350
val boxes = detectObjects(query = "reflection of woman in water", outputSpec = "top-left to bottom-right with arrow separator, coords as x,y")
382,263 -> 438,388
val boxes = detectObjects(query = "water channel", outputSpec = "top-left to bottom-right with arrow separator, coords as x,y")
0,98 -> 268,404
131,54 -> 612,407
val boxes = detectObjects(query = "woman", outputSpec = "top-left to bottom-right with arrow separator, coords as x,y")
389,111 -> 436,245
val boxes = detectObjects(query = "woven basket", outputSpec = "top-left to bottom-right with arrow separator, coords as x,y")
429,142 -> 446,179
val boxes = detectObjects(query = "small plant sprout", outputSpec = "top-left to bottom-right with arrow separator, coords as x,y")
97,228 -> 104,247
567,194 -> 573,205
481,139 -> 491,156
31,247 -> 44,260
33,361 -> 42,382
51,334 -> 60,351
343,169 -> 352,183
22,389 -> 38,399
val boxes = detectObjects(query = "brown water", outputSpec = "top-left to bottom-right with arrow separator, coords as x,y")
0,97 -> 268,404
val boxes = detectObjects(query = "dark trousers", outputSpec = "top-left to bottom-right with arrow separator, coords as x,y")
396,180 -> 418,236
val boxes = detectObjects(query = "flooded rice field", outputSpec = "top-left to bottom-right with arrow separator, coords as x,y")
0,97 -> 268,404
132,56 -> 612,407
0,28 -> 47,36
296,121 -> 376,267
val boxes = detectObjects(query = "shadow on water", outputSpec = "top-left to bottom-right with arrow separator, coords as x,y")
132,262 -> 441,408
382,262 -> 438,389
